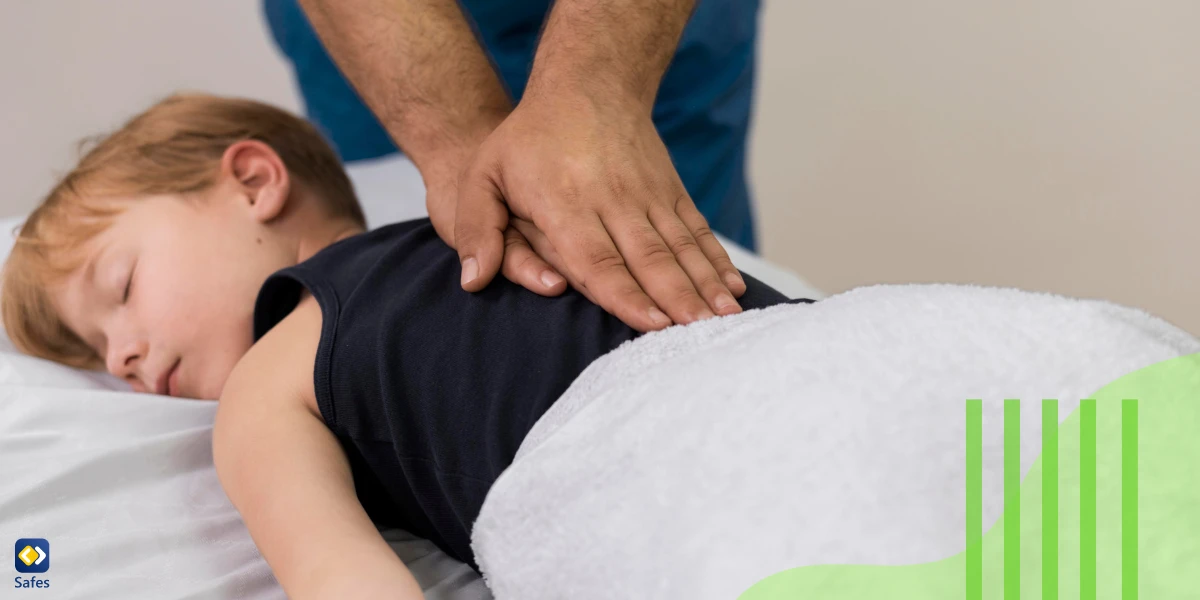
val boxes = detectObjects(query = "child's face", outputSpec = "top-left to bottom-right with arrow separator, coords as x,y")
49,193 -> 298,400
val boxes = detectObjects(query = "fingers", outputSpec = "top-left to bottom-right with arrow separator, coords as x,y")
454,168 -> 508,292
674,196 -> 747,298
597,209 -> 719,325
511,217 -> 599,305
647,201 -> 742,317
543,211 -> 674,332
499,225 -> 567,297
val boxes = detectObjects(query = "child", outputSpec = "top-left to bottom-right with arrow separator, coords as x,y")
2,94 -> 810,598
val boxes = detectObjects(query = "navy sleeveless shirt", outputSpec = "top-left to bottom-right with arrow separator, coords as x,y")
251,218 -> 810,570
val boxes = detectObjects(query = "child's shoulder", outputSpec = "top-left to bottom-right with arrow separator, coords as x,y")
253,218 -> 447,346
227,293 -> 324,423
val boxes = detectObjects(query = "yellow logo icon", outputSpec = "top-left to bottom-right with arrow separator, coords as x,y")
17,545 -> 38,567
14,537 -> 50,574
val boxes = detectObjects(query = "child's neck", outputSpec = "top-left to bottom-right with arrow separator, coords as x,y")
296,222 -> 365,264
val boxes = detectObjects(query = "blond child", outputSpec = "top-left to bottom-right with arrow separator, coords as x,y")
2,94 -> 806,598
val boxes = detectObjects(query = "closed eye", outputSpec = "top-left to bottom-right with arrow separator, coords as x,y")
122,262 -> 135,304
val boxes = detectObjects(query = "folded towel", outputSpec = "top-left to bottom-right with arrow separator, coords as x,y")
471,283 -> 1198,599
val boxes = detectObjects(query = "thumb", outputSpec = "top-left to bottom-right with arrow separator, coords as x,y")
454,166 -> 508,292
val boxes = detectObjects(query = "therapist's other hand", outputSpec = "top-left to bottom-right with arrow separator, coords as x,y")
453,92 -> 747,332
423,148 -> 569,299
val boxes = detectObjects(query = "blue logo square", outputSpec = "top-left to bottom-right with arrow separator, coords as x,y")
14,539 -> 49,573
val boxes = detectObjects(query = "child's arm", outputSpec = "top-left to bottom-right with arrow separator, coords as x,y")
213,296 -> 425,600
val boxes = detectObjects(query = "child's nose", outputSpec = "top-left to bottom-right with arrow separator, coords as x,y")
106,339 -> 148,381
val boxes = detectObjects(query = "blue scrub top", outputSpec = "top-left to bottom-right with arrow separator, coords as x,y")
263,0 -> 760,250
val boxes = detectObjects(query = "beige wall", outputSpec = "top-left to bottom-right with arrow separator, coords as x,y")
2,1 -> 1196,332
751,1 -> 1199,333
0,0 -> 300,217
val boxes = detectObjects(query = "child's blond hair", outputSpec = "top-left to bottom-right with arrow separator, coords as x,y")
2,93 -> 366,369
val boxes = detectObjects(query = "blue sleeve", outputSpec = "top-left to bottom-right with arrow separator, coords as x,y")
262,0 -> 399,162
263,0 -> 761,250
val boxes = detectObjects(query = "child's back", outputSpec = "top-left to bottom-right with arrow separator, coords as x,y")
252,216 -> 804,568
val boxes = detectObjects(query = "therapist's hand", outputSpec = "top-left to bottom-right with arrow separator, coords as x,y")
422,150 -> 568,299
453,91 -> 748,332
293,0 -> 570,301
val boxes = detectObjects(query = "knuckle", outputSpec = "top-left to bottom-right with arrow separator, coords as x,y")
557,162 -> 593,197
513,252 -> 543,273
639,242 -> 677,268
576,248 -> 628,289
710,255 -> 737,273
693,272 -> 723,293
664,232 -> 700,255
577,254 -> 638,298
690,224 -> 716,242
586,248 -> 627,273
605,174 -> 644,210
503,231 -> 527,251
673,191 -> 693,212
453,227 -> 475,248
672,286 -> 706,307
605,172 -> 627,198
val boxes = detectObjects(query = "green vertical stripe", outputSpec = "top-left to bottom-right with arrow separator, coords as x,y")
1043,400 -> 1059,600
1081,399 -> 1097,600
1123,399 -> 1138,600
966,399 -> 982,600
1004,399 -> 1021,600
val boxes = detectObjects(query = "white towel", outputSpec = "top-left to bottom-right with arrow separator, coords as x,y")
470,283 -> 1198,599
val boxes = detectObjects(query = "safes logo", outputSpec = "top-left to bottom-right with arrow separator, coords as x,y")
13,538 -> 50,590
14,539 -> 48,574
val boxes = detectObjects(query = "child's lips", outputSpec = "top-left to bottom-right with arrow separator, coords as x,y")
168,362 -> 181,397
156,359 -> 180,397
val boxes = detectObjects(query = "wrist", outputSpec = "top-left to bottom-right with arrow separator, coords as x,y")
523,69 -> 653,117
398,106 -> 509,188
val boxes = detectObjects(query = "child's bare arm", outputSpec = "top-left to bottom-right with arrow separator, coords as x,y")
213,297 -> 425,600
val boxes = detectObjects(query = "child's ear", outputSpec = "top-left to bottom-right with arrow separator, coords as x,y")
220,140 -> 290,223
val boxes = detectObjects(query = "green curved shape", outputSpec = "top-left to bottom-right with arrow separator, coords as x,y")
738,353 -> 1200,599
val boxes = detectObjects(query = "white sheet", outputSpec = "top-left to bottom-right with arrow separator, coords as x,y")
0,155 -> 822,599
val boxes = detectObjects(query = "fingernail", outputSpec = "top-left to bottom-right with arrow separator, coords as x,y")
695,309 -> 716,321
540,270 -> 564,288
647,307 -> 671,327
461,257 -> 479,285
715,293 -> 738,313
725,271 -> 744,289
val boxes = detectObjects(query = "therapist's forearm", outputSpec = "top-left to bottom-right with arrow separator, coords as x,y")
524,0 -> 696,113
296,0 -> 511,183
